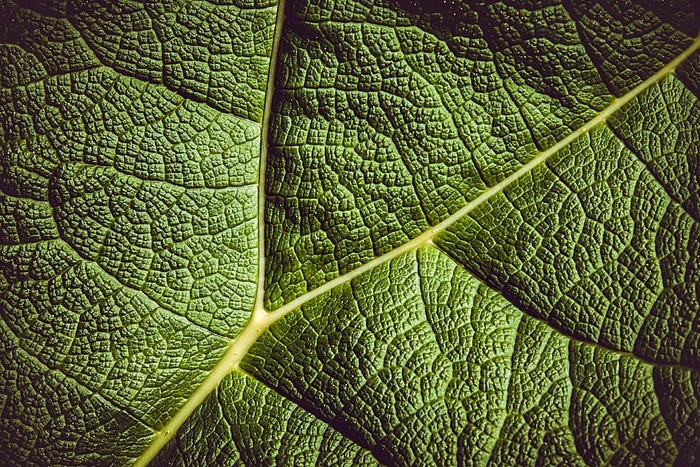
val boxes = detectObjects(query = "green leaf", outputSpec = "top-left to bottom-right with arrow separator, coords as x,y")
0,0 -> 698,465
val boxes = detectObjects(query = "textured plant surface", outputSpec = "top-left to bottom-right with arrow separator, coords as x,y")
1,0 -> 699,465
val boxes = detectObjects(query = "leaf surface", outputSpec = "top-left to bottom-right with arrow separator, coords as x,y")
0,0 -> 699,465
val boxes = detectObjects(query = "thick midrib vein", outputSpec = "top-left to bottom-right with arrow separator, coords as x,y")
254,0 -> 285,313
132,0 -> 287,463
134,32 -> 700,466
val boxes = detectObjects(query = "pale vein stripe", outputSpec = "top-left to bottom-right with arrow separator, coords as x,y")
133,0 -> 287,463
253,0 -> 286,314
133,32 -> 700,466
268,34 -> 700,323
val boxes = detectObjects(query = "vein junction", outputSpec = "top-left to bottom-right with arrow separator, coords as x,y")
133,32 -> 700,467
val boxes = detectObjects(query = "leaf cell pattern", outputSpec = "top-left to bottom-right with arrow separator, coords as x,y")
0,0 -> 699,465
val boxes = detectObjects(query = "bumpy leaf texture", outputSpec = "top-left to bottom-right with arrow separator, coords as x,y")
1,0 -> 699,465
